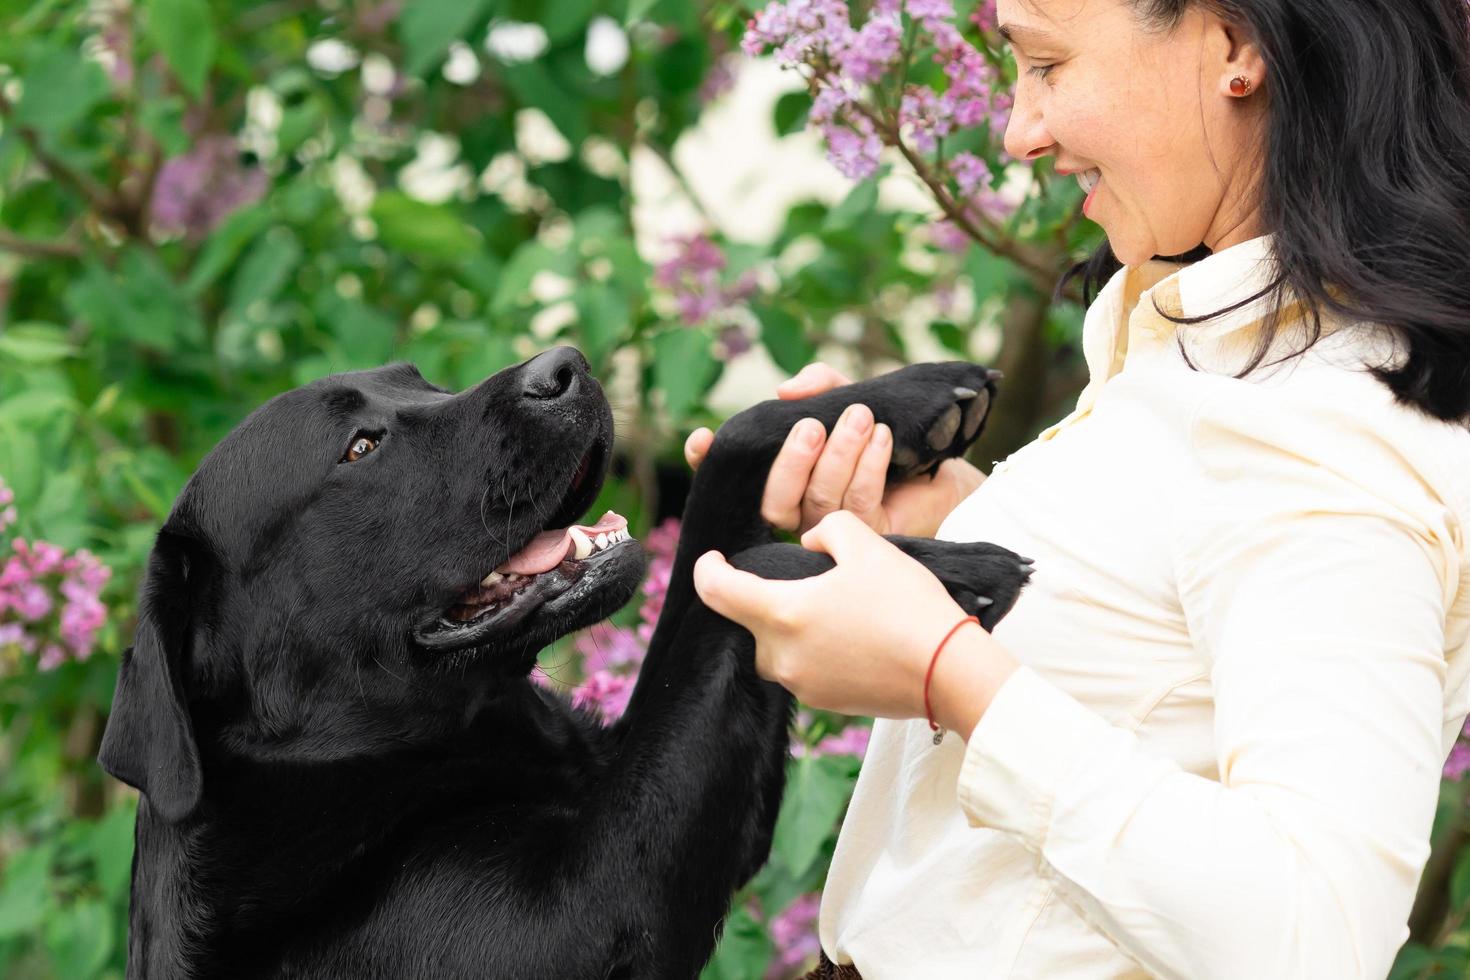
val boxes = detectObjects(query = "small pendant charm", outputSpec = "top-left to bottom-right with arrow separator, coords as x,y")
932,727 -> 946,746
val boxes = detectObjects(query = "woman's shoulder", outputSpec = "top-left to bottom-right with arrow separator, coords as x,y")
1182,321 -> 1470,534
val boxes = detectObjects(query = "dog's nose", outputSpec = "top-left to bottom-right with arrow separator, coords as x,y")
521,347 -> 589,400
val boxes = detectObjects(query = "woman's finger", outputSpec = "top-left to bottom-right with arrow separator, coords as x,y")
800,508 -> 894,565
801,403 -> 874,531
760,418 -> 827,530
684,427 -> 714,471
776,363 -> 853,400
692,550 -> 790,628
842,422 -> 892,532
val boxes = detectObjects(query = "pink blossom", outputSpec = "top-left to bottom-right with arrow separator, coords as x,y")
948,151 -> 992,196
905,0 -> 954,22
150,135 -> 269,242
765,893 -> 823,977
814,724 -> 871,758
654,236 -> 759,325
928,219 -> 971,254
837,12 -> 903,84
1446,739 -> 1470,780
825,118 -> 883,180
572,669 -> 636,720
38,644 -> 66,672
971,0 -> 999,32
575,623 -> 645,673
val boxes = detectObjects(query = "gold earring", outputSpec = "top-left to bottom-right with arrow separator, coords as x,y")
1229,75 -> 1253,96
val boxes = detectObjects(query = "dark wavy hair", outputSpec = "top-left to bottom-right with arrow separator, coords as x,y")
1059,0 -> 1470,425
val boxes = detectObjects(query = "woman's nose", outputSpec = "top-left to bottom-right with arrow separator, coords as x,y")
1003,89 -> 1056,163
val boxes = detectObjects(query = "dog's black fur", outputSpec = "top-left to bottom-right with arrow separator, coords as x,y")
98,348 -> 1031,979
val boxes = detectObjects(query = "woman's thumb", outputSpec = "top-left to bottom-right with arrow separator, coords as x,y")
693,550 -> 776,626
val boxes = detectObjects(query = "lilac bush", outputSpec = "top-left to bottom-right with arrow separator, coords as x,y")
0,477 -> 111,673
741,0 -> 1016,246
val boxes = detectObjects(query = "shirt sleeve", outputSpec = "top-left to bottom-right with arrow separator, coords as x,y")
954,385 -> 1462,980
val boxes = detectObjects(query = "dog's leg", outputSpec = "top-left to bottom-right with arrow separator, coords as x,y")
643,360 -> 1005,673
573,362 -> 1019,976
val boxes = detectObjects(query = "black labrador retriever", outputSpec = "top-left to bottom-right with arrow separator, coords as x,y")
98,347 -> 1031,978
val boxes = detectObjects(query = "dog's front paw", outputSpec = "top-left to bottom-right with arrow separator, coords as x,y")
887,536 -> 1032,632
797,362 -> 1001,482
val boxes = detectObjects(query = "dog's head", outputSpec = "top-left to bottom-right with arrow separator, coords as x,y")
98,348 -> 647,821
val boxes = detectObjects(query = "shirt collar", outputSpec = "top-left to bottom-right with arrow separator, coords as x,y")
1070,234 -> 1285,415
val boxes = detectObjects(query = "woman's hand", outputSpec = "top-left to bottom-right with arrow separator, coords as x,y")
693,510 -> 1019,736
683,363 -> 986,538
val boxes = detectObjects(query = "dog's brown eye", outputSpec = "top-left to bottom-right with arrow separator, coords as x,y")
343,434 -> 379,463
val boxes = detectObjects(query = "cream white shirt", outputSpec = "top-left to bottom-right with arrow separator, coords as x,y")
818,235 -> 1470,979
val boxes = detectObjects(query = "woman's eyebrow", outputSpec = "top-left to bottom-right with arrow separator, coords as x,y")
997,23 -> 1059,48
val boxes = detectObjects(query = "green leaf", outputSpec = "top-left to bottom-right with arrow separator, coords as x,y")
699,906 -> 772,980
90,803 -> 138,900
500,61 -> 588,146
755,303 -> 814,377
316,294 -> 398,368
771,755 -> 854,879
66,252 -> 204,353
399,0 -> 497,76
45,899 -> 113,979
540,0 -> 600,44
145,0 -> 218,98
227,229 -> 304,316
370,191 -> 481,261
0,420 -> 42,507
773,91 -> 812,137
1451,845 -> 1470,911
823,177 -> 880,232
0,844 -> 54,938
185,204 -> 274,295
652,328 -> 720,423
574,282 -> 631,367
492,240 -> 575,314
0,322 -> 75,364
623,0 -> 659,25
13,46 -> 110,135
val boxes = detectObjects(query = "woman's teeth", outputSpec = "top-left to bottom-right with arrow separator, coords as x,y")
1078,169 -> 1102,194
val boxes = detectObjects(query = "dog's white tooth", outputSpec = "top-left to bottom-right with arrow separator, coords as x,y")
569,527 -> 593,560
481,571 -> 503,586
595,533 -> 608,550
506,572 -> 520,580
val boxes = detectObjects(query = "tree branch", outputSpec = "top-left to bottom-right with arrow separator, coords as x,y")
0,230 -> 83,260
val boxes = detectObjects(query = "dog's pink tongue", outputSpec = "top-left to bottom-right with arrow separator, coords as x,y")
495,511 -> 628,575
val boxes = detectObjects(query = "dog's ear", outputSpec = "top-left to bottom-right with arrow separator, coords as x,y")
98,529 -> 205,823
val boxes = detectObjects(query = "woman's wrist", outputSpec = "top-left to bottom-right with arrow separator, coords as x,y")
924,623 -> 1019,742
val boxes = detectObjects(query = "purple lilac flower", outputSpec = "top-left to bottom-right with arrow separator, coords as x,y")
716,324 -> 754,362
814,724 -> 871,758
571,669 -> 636,720
654,236 -> 759,325
150,135 -> 270,242
972,0 -> 999,32
0,477 -> 113,671
825,117 -> 884,180
948,151 -> 992,196
1446,719 -> 1470,780
566,519 -> 684,716
765,893 -> 823,977
575,622 -> 645,673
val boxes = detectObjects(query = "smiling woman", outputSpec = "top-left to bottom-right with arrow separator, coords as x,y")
688,0 -> 1470,978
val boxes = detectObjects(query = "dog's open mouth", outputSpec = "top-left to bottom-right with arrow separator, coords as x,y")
414,437 -> 644,655
442,511 -> 632,623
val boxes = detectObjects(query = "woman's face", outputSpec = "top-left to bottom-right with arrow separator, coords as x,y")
997,0 -> 1267,265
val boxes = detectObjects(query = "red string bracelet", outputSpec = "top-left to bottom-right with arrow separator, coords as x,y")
924,615 -> 981,745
